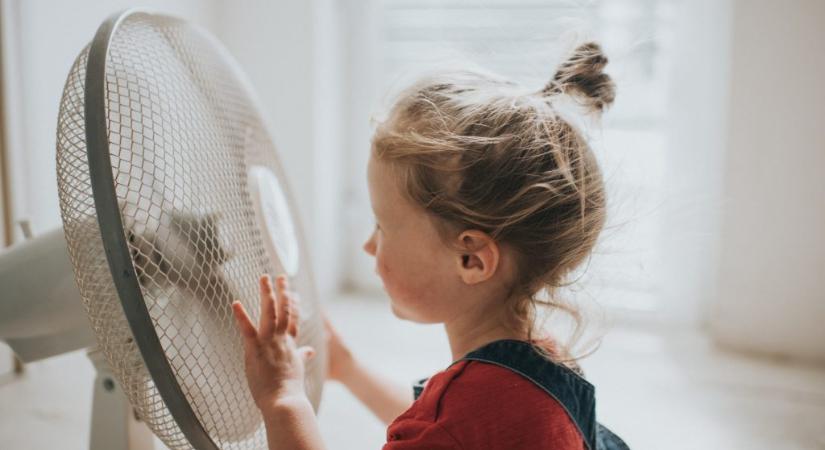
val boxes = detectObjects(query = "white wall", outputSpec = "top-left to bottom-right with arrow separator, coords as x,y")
655,0 -> 733,325
340,0 -> 382,293
710,0 -> 825,363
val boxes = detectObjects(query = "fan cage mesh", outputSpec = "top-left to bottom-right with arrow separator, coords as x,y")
56,13 -> 325,450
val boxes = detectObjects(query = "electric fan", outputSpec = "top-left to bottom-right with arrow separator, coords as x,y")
0,9 -> 326,449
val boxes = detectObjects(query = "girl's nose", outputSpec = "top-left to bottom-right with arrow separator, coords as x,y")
363,231 -> 377,256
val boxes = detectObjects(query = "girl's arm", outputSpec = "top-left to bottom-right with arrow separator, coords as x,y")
338,357 -> 414,425
261,396 -> 325,450
232,274 -> 325,450
323,315 -> 413,425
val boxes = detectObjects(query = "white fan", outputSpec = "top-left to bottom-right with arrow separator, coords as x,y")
0,9 -> 327,450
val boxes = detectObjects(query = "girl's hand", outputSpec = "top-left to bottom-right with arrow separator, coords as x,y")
232,274 -> 316,413
322,312 -> 356,384
321,313 -> 413,425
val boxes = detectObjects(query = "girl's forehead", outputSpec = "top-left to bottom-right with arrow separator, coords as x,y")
367,157 -> 394,204
368,156 -> 410,215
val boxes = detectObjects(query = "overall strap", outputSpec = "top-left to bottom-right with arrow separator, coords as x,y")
457,339 -> 599,450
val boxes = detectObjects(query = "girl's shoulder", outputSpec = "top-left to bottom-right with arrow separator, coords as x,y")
432,359 -> 586,424
386,358 -> 585,449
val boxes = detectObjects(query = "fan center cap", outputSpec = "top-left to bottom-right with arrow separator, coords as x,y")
248,166 -> 300,276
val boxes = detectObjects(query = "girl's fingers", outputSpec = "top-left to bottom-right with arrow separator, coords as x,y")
275,275 -> 290,335
232,301 -> 258,341
287,295 -> 299,338
259,275 -> 277,339
253,273 -> 298,338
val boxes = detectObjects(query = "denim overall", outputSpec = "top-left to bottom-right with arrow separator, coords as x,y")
413,339 -> 630,450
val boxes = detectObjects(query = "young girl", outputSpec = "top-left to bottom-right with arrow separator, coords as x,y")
231,41 -> 630,450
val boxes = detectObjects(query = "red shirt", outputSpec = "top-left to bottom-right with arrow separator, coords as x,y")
382,359 -> 585,450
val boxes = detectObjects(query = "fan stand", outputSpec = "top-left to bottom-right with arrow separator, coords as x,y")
87,347 -> 154,450
12,221 -> 31,376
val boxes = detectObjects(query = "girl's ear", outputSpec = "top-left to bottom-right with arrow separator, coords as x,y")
455,230 -> 500,285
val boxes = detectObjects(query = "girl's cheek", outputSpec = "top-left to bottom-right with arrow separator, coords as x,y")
375,254 -> 390,281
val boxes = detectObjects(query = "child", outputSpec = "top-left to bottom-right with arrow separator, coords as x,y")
232,41 -> 630,450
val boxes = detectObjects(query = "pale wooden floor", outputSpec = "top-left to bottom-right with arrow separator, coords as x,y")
1,294 -> 824,449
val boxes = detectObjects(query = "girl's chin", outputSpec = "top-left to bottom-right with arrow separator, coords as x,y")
388,298 -> 407,319
388,297 -> 417,322
388,298 -> 438,324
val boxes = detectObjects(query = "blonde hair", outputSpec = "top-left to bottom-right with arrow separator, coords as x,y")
371,42 -> 616,365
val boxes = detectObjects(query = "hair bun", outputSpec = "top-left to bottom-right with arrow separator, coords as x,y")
540,42 -> 616,113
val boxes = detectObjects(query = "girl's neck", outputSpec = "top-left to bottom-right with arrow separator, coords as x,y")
443,306 -> 529,363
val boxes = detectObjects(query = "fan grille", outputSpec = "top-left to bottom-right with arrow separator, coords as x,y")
57,12 -> 325,450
